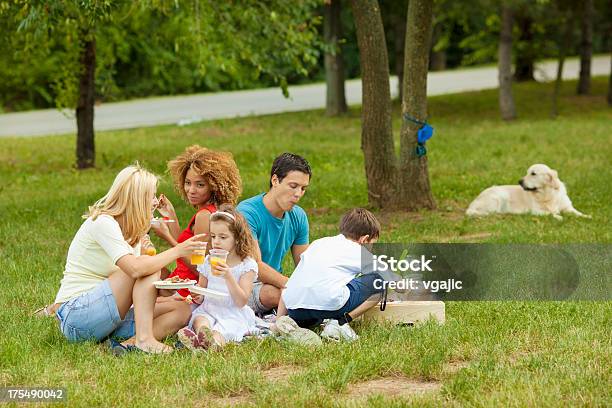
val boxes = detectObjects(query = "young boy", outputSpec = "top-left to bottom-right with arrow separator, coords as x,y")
278,208 -> 384,341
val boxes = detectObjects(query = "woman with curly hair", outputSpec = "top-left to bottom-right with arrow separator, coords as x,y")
152,145 -> 242,298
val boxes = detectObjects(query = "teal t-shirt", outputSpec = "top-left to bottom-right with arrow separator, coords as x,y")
237,193 -> 309,272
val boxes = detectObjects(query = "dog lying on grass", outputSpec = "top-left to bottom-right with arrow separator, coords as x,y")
466,164 -> 590,220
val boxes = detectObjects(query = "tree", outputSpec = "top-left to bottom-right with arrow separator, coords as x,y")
351,0 -> 396,208
498,4 -> 516,121
514,6 -> 536,81
351,0 -> 434,210
608,53 -> 612,106
15,1 -> 117,169
430,22 -> 447,71
577,0 -> 594,94
76,31 -> 96,169
380,0 -> 408,100
551,1 -> 576,117
400,0 -> 436,209
8,1 -> 321,168
324,0 -> 347,116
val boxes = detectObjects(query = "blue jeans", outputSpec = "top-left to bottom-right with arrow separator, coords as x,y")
288,273 -> 384,328
56,280 -> 135,342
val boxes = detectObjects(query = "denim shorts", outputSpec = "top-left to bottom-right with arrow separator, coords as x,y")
288,273 -> 384,328
56,280 -> 135,342
247,281 -> 271,316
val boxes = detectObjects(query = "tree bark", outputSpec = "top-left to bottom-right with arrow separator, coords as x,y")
399,0 -> 435,210
606,52 -> 612,106
577,0 -> 594,95
351,0 -> 398,208
392,5 -> 407,100
325,0 -> 347,116
514,11 -> 535,82
498,5 -> 517,121
76,32 -> 96,169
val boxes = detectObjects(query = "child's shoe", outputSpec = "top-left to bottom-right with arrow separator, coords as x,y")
177,327 -> 202,351
321,319 -> 358,342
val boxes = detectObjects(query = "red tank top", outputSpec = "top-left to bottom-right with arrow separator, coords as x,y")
168,203 -> 216,297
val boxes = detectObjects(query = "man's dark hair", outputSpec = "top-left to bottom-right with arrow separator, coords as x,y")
269,153 -> 312,188
339,208 -> 381,241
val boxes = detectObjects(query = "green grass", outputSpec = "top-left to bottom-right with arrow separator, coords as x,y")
0,77 -> 610,407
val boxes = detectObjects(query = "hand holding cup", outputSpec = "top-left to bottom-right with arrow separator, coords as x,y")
209,249 -> 229,277
177,233 -> 208,258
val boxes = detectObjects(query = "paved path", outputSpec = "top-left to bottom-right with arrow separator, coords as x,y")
0,56 -> 609,138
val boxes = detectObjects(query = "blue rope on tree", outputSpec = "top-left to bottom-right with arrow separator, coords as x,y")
403,113 -> 434,157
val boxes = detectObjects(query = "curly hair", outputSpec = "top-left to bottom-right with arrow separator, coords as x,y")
168,145 -> 242,206
210,204 -> 256,261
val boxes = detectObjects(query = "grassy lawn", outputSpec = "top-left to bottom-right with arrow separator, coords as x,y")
0,77 -> 610,407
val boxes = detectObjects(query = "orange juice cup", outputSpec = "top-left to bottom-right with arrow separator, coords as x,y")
190,242 -> 208,265
209,249 -> 229,276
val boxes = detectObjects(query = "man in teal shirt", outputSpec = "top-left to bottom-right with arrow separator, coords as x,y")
237,153 -> 311,315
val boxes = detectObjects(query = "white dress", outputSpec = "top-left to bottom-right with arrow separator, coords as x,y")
190,256 -> 258,342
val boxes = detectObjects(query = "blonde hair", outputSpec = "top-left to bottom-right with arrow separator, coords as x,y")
210,204 -> 256,260
168,145 -> 242,206
86,164 -> 159,246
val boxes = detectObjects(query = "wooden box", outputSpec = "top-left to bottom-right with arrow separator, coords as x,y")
362,301 -> 445,325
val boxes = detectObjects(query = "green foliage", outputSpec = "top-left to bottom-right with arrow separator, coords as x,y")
0,1 -> 322,110
1,0 -> 611,112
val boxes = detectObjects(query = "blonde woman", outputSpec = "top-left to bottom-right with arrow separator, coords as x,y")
52,164 -> 207,354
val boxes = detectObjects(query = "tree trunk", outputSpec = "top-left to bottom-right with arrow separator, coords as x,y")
399,0 -> 435,210
325,0 -> 347,116
429,21 -> 446,71
351,0 -> 398,208
392,5 -> 407,100
498,5 -> 516,121
76,33 -> 96,169
551,17 -> 574,118
608,54 -> 612,106
577,0 -> 594,95
514,12 -> 535,82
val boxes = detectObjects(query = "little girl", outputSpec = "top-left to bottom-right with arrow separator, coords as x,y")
177,205 -> 258,350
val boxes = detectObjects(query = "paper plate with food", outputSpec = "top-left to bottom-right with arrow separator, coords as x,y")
189,285 -> 229,300
153,276 -> 197,289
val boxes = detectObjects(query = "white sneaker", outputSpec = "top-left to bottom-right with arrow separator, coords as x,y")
321,319 -> 358,342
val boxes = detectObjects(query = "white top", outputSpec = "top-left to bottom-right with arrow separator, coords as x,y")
55,215 -> 139,303
282,234 -> 364,311
197,256 -> 259,307
193,256 -> 259,342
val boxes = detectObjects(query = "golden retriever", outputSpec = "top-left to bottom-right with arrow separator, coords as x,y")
466,164 -> 590,220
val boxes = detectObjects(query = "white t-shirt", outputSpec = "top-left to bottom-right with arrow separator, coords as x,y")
55,215 -> 139,303
282,234 -> 364,311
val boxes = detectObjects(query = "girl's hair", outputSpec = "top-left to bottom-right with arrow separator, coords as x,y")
86,164 -> 159,246
168,145 -> 242,206
209,204 -> 256,260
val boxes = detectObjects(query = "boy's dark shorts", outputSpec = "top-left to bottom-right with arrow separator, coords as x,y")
288,273 -> 384,328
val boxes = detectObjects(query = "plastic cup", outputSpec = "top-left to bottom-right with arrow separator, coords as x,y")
209,249 -> 229,276
190,241 -> 208,265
